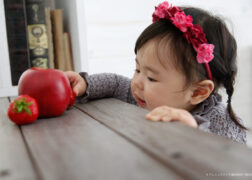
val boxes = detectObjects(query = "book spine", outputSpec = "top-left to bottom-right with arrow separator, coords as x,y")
4,0 -> 31,86
25,0 -> 49,68
51,9 -> 65,71
45,8 -> 54,69
63,32 -> 74,71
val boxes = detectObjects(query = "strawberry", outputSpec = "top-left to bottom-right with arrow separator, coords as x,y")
8,95 -> 39,125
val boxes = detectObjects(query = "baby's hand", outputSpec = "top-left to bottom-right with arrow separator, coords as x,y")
64,71 -> 87,97
145,106 -> 198,128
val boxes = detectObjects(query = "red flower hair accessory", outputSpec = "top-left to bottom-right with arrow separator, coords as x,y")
152,1 -> 214,80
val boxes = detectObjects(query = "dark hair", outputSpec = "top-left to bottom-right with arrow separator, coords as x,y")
134,7 -> 246,129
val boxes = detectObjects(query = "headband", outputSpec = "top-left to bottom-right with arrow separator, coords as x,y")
152,1 -> 214,80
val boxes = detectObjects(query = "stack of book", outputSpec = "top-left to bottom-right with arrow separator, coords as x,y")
4,0 -> 74,86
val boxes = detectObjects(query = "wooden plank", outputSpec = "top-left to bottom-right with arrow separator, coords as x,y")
75,98 -> 252,180
0,97 -> 37,179
21,107 -> 183,180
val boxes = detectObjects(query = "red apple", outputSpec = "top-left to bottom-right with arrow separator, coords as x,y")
18,67 -> 76,117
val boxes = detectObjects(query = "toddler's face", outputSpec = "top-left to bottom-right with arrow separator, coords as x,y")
131,39 -> 194,111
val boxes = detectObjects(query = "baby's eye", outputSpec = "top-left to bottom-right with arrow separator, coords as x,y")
135,69 -> 140,73
147,77 -> 157,82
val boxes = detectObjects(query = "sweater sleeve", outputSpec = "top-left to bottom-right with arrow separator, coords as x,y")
77,72 -> 137,105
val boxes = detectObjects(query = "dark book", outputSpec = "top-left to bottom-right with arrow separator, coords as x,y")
45,8 -> 55,69
25,0 -> 49,68
4,0 -> 31,86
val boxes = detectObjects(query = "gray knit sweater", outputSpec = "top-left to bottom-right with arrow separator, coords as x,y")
78,72 -> 247,143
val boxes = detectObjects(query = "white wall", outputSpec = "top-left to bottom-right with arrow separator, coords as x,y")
0,0 -> 18,97
84,0 -> 252,127
84,0 -> 252,74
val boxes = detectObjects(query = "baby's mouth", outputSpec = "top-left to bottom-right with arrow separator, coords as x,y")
136,97 -> 146,107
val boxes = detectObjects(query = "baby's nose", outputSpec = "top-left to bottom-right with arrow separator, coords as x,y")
133,76 -> 144,91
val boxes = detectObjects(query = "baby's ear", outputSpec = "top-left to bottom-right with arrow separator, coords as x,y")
190,80 -> 214,105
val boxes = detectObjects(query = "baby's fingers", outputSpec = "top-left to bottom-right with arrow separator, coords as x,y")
146,113 -> 172,122
64,71 -> 86,96
161,116 -> 172,122
72,82 -> 85,96
146,106 -> 172,122
146,114 -> 160,121
65,71 -> 77,83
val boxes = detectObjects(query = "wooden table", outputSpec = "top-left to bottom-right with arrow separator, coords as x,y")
1,97 -> 252,180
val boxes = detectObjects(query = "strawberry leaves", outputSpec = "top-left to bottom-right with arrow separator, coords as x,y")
13,98 -> 33,115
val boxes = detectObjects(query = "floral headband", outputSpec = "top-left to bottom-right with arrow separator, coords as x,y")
152,1 -> 214,80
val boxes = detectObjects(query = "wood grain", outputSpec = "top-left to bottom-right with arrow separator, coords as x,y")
21,107 -> 183,180
75,98 -> 252,180
0,97 -> 37,180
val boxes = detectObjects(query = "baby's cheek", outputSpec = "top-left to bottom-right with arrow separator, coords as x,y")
130,81 -> 135,93
144,93 -> 160,110
147,102 -> 159,111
